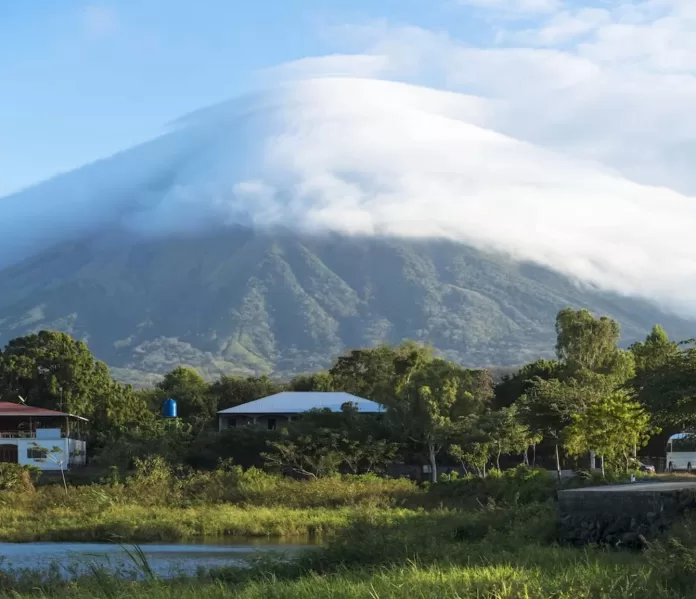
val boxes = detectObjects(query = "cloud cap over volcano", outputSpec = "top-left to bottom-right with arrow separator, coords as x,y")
1,76 -> 695,316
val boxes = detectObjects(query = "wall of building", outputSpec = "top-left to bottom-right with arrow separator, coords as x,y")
20,437 -> 70,470
219,414 -> 293,431
0,438 -> 78,470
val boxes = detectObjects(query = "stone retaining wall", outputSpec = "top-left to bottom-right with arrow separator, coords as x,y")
558,483 -> 696,547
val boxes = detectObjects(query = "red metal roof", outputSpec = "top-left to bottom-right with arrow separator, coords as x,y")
0,402 -> 81,418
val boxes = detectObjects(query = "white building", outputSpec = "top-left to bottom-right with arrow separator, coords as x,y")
217,391 -> 384,431
0,402 -> 87,471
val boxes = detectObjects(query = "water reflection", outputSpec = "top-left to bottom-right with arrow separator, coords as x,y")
0,538 -> 319,579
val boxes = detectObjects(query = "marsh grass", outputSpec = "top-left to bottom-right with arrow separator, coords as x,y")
1,507 -> 696,598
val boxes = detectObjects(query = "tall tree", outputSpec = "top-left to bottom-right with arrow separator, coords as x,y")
0,330 -> 114,417
493,359 -> 560,409
564,390 -> 653,474
157,366 -> 214,422
633,342 -> 696,427
388,357 -> 488,482
209,374 -> 284,412
288,372 -> 334,392
630,325 -> 679,375
555,308 -> 625,376
478,406 -> 531,470
329,342 -> 433,404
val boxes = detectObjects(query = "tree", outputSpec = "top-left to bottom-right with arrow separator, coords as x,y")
633,342 -> 696,427
288,372 -> 334,392
478,406 -> 531,470
555,308 -> 626,376
262,427 -> 344,479
448,441 -> 489,477
0,331 -> 115,417
564,390 -> 654,474
329,342 -> 434,404
209,374 -> 284,412
518,377 -> 586,477
493,359 -> 560,409
388,358 -> 485,482
630,325 -> 679,375
448,414 -> 491,476
157,366 -> 214,423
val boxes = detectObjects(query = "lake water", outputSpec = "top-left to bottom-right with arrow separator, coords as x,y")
0,539 -> 319,579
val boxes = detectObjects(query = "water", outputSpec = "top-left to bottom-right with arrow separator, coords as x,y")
0,538 -> 318,579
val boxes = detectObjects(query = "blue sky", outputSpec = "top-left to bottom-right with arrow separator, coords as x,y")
0,0 -> 490,196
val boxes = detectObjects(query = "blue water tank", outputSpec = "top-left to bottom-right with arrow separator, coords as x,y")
162,398 -> 178,419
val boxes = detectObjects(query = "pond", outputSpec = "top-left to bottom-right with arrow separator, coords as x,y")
0,538 -> 320,579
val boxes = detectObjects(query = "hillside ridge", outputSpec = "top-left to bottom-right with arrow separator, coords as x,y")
0,228 -> 693,385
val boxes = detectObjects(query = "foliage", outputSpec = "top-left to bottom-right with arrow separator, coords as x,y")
3,232 -> 694,381
156,366 -> 215,423
633,339 -> 696,427
209,374 -> 285,411
493,358 -> 560,409
0,331 -> 116,417
0,464 -> 34,492
0,305 -> 686,482
565,390 -> 654,470
261,407 -> 401,478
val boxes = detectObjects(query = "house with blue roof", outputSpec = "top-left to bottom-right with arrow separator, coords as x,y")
217,391 -> 385,431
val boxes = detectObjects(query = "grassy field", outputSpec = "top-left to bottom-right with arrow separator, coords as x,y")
0,510 -> 693,599
0,504 -> 420,543
1,467 -> 689,598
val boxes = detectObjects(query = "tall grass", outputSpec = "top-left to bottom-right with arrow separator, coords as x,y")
0,547 -> 686,599
3,491 -> 696,598
0,463 -> 570,542
0,504 -> 405,542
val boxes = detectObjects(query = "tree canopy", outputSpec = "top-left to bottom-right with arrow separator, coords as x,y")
0,306 -> 687,480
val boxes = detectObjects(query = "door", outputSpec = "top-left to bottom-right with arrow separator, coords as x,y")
0,444 -> 18,463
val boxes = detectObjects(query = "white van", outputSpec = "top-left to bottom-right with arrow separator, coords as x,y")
666,433 -> 696,473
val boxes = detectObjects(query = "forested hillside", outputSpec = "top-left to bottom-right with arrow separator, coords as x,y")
1,228 -> 694,385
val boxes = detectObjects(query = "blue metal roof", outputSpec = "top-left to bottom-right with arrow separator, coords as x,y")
217,392 -> 385,415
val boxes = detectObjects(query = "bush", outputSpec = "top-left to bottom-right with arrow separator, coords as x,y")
0,464 -> 35,493
427,466 -> 555,507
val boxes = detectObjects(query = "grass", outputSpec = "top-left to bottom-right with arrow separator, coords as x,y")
0,465 -> 644,543
0,466 -> 687,597
0,504 -> 412,542
0,504 -> 694,598
0,542 -> 684,599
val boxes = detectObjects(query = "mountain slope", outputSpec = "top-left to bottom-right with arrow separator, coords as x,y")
0,228 -> 693,384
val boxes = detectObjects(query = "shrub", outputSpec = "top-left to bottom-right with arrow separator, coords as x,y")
427,465 -> 555,507
0,464 -> 35,493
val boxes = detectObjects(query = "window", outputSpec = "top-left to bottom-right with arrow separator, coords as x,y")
267,418 -> 276,430
672,436 -> 696,452
27,446 -> 49,460
229,418 -> 237,428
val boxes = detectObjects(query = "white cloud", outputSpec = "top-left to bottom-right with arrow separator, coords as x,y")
505,8 -> 611,45
81,6 -> 119,39
3,76 -> 696,316
458,0 -> 561,14
4,0 -> 696,318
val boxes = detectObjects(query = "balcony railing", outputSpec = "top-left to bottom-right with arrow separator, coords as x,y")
0,430 -> 67,439
0,431 -> 36,439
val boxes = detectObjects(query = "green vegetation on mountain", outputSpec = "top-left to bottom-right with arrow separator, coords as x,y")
1,228 -> 694,385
